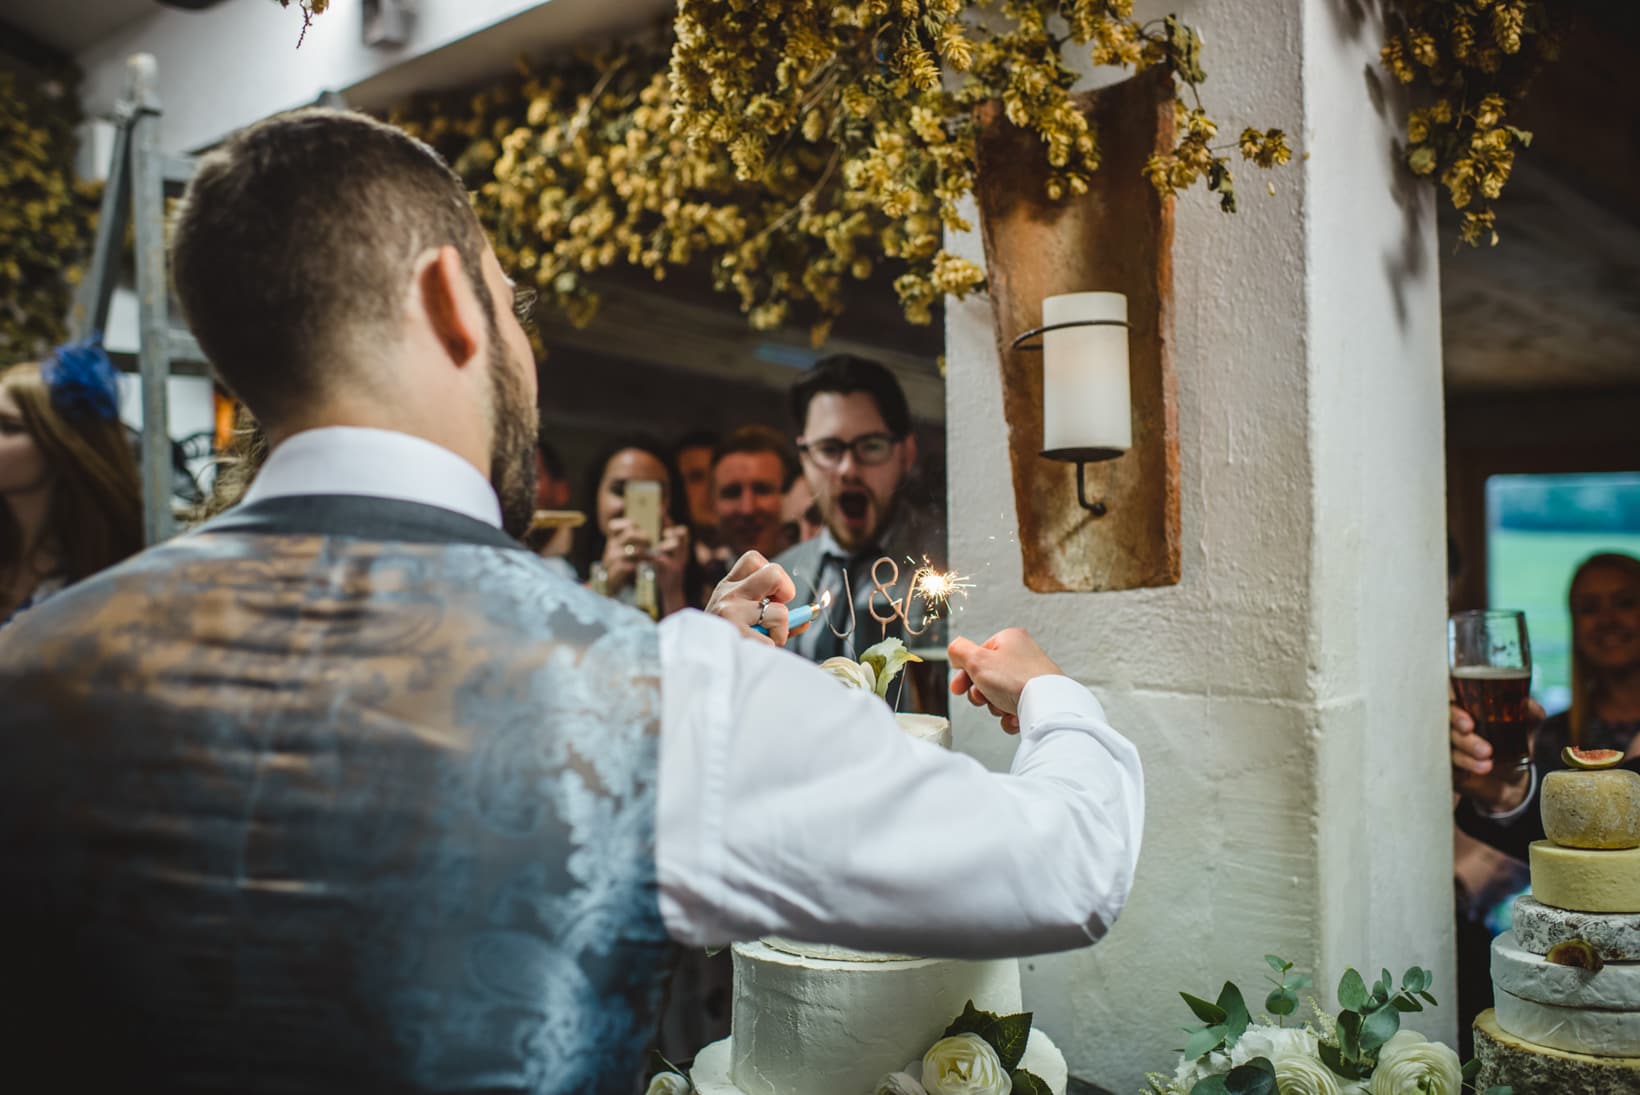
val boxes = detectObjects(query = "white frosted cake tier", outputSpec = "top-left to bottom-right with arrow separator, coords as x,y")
762,935 -> 921,965
689,940 -> 1067,1095
894,712 -> 952,749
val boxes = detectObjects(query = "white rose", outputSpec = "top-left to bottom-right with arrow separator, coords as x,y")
921,1034 -> 1010,1095
876,1072 -> 931,1095
1369,1031 -> 1461,1095
1231,1025 -> 1318,1067
644,1072 -> 692,1095
1271,1051 -> 1347,1095
820,656 -> 876,693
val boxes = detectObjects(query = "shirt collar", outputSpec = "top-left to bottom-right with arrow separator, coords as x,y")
242,426 -> 503,529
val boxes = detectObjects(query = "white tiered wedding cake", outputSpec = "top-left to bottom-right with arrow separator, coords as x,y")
689,696 -> 1069,1095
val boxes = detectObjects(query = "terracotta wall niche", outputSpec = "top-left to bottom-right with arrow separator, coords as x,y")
973,68 -> 1180,593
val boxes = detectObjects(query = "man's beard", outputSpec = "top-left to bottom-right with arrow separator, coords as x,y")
487,341 -> 538,540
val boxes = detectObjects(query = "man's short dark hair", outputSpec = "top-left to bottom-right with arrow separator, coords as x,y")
673,430 -> 719,457
171,108 -> 494,425
712,425 -> 799,489
789,354 -> 911,439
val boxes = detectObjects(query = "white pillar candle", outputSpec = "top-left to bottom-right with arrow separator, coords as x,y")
1041,292 -> 1131,458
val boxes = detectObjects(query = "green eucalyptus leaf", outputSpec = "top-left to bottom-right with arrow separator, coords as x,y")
1418,990 -> 1438,1006
1181,992 -> 1228,1025
1185,1026 -> 1227,1061
1338,969 -> 1368,1012
1224,1059 -> 1277,1095
1402,966 -> 1428,993
982,1012 -> 1034,1073
1380,970 -> 1395,997
1190,1078 -> 1231,1095
1318,1042 -> 1367,1080
1462,1059 -> 1482,1081
1360,1003 -> 1401,1053
1337,1010 -> 1363,1059
1391,995 -> 1424,1013
1216,982 -> 1251,1040
1284,974 -> 1312,992
1265,955 -> 1290,973
1265,988 -> 1296,1017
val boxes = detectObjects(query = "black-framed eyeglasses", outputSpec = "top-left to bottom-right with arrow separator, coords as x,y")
797,433 -> 900,469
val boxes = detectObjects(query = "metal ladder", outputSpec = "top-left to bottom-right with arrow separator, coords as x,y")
72,53 -> 201,546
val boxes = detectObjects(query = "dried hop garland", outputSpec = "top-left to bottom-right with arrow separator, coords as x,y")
0,64 -> 100,363
1382,0 -> 1558,245
397,3 -> 1289,338
669,0 -> 1291,329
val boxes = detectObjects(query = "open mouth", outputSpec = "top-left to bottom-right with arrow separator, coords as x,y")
837,491 -> 870,522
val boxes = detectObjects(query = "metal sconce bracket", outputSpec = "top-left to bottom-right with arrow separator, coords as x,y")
1009,318 -> 1130,518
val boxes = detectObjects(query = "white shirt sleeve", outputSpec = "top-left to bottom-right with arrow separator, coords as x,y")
655,610 -> 1145,959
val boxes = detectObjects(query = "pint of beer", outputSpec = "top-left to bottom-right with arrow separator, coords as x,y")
1449,610 -> 1533,771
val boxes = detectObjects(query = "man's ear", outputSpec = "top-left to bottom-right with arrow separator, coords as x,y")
417,245 -> 485,367
900,431 -> 918,472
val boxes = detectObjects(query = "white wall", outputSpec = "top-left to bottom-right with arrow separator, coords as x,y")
944,0 -> 1450,1086
1300,0 -> 1451,1015
75,0 -> 669,154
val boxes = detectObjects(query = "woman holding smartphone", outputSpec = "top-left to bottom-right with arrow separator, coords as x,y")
571,435 -> 699,618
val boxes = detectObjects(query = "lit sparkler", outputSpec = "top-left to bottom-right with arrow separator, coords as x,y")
908,557 -> 973,622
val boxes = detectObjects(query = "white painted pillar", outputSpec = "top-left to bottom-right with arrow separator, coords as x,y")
944,0 -> 1451,1086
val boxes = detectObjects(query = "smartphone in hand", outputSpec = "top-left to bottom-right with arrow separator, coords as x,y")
625,480 -> 664,544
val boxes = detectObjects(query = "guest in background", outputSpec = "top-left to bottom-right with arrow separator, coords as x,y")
1446,532 -> 1532,1056
572,435 -> 698,617
673,429 -> 718,544
1454,551 -> 1640,859
780,474 -> 822,553
711,425 -> 797,563
774,354 -> 945,664
527,431 -> 576,580
0,342 -> 142,628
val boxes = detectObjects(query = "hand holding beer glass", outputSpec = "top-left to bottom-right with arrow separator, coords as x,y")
1449,610 -> 1536,810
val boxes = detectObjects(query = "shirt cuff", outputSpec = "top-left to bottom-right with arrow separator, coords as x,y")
1473,762 -> 1539,824
1017,674 -> 1106,738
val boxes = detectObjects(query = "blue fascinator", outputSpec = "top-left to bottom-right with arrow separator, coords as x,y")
41,335 -> 122,423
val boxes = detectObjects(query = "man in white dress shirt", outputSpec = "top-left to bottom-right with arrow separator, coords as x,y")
0,109 -> 1143,1094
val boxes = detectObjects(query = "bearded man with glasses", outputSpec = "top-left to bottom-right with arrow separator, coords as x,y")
775,354 -> 948,665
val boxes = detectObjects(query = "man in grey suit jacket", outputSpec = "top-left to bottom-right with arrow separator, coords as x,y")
774,354 -> 947,665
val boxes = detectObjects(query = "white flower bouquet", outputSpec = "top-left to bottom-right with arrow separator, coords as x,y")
875,999 -> 1054,1095
1144,957 -> 1506,1095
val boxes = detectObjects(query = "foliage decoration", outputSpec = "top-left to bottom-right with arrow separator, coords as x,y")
275,0 -> 330,47
0,62 -> 99,365
1380,0 -> 1559,246
393,35 -> 763,337
1145,956 -> 1508,1095
394,3 -> 1290,339
669,0 -> 1290,326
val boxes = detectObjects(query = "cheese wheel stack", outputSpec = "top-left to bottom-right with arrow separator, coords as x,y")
1476,767 -> 1640,1092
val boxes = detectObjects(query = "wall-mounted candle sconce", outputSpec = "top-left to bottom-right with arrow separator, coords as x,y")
1009,292 -> 1131,518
